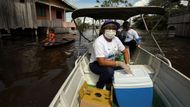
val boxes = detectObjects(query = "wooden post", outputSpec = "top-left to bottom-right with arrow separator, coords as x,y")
188,0 -> 190,11
49,4 -> 52,27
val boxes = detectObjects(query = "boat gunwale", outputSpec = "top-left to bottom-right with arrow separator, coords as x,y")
139,47 -> 190,81
49,55 -> 84,107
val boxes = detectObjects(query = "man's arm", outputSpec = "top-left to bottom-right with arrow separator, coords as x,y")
97,57 -> 117,67
122,48 -> 130,64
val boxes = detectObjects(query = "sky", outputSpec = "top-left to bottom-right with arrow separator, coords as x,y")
65,0 -> 151,22
66,0 -> 189,21
72,0 -> 150,8
70,0 -> 189,8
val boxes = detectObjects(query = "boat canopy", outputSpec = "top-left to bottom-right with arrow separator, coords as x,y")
72,6 -> 165,20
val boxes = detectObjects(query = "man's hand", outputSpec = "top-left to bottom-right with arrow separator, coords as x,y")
116,61 -> 132,74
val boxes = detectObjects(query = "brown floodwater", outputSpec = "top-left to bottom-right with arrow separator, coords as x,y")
0,35 -> 79,107
0,31 -> 189,107
141,32 -> 190,77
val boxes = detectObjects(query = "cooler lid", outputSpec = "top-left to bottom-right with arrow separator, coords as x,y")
113,65 -> 153,88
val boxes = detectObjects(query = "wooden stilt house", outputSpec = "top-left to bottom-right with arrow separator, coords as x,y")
0,0 -> 76,36
168,13 -> 190,38
167,1 -> 190,38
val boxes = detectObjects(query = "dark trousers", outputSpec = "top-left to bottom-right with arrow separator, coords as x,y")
124,40 -> 137,56
89,61 -> 115,89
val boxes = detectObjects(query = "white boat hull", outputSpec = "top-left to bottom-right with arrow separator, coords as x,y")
49,47 -> 190,107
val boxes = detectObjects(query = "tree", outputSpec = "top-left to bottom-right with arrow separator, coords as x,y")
148,0 -> 164,6
149,0 -> 188,14
75,18 -> 90,31
132,0 -> 189,30
96,0 -> 130,7
132,15 -> 168,31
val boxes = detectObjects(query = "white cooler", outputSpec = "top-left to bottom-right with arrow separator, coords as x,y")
113,65 -> 153,107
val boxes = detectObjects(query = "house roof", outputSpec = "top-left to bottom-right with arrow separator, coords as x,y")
60,0 -> 76,12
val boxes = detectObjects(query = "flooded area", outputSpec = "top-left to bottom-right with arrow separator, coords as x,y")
0,35 -> 79,107
141,32 -> 190,77
0,30 -> 189,107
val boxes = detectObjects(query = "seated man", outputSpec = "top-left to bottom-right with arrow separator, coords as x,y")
89,20 -> 132,89
120,21 -> 141,56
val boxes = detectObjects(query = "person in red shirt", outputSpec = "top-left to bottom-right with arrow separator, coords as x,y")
48,29 -> 55,44
44,28 -> 55,46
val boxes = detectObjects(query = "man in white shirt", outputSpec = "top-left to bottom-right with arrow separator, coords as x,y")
120,21 -> 141,55
89,20 -> 131,89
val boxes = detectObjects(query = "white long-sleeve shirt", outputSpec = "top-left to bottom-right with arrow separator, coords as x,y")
121,29 -> 140,43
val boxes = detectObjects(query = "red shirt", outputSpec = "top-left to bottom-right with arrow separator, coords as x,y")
49,33 -> 55,42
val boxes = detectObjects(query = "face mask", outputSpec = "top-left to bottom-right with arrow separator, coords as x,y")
104,30 -> 116,39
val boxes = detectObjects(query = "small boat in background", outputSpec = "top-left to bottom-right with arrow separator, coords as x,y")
42,28 -> 76,48
42,37 -> 75,47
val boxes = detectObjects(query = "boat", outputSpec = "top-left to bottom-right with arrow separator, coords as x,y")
42,38 -> 75,47
49,7 -> 190,107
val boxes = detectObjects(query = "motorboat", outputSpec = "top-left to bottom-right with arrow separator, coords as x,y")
49,7 -> 190,107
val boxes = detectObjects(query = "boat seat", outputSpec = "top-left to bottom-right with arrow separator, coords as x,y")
84,73 -> 99,86
81,56 -> 93,74
80,57 -> 99,85
83,61 -> 99,85
83,64 -> 92,74
82,62 -> 99,85
82,62 -> 99,86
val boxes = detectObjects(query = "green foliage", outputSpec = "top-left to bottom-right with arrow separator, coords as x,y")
149,0 -> 188,15
75,18 -> 82,25
132,15 -> 168,30
75,18 -> 90,31
132,0 -> 188,30
96,0 -> 188,31
148,0 -> 165,6
167,4 -> 188,16
96,0 -> 130,7
132,16 -> 145,30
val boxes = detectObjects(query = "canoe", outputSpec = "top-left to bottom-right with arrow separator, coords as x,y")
43,39 -> 75,47
49,7 -> 190,107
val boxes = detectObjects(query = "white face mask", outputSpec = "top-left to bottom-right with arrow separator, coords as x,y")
104,30 -> 116,39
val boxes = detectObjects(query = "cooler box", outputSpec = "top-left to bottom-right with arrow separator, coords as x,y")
113,65 -> 153,107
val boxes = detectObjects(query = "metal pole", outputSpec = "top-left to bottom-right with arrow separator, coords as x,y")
188,0 -> 190,11
73,18 -> 92,56
82,17 -> 86,31
73,19 -> 81,56
94,20 -> 98,37
151,16 -> 164,31
92,19 -> 95,39
141,14 -> 165,57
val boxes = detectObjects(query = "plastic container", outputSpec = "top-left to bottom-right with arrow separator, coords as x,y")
113,65 -> 153,107
116,53 -> 124,62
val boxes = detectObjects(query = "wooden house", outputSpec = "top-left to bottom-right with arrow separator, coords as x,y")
168,13 -> 190,38
167,1 -> 190,38
0,0 -> 76,36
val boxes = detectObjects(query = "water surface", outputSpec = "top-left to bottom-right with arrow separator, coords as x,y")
0,31 -> 189,107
